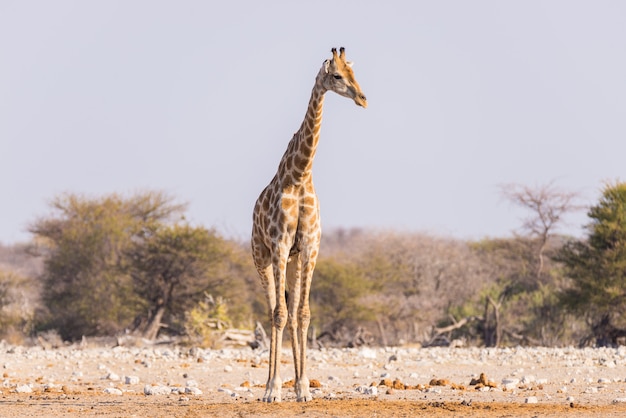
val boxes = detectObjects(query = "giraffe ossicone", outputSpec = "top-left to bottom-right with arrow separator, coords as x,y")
251,47 -> 366,403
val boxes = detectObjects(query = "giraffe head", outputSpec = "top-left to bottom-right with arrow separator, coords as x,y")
319,47 -> 367,108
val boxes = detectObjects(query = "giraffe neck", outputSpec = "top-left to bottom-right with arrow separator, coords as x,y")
277,80 -> 326,185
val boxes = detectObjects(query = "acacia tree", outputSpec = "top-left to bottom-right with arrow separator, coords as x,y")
500,182 -> 582,277
127,223 -> 232,340
473,182 -> 583,346
556,181 -> 626,346
29,191 -> 185,340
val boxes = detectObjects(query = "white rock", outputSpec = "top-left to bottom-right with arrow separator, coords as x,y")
186,379 -> 198,387
106,372 -> 120,381
521,375 -> 535,384
223,365 -> 233,372
366,386 -> 378,395
566,396 -> 575,402
603,360 -> 616,368
536,378 -> 548,384
218,387 -> 233,396
185,386 -> 202,395
502,378 -> 519,390
104,387 -> 123,395
585,387 -> 598,394
125,375 -> 139,384
525,396 -> 538,404
598,378 -> 611,384
15,384 -> 32,393
359,348 -> 377,359
612,398 -> 626,404
144,385 -> 172,396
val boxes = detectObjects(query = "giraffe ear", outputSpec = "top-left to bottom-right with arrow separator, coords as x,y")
346,61 -> 354,68
323,59 -> 331,73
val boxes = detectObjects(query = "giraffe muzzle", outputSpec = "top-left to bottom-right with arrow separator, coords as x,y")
355,93 -> 368,108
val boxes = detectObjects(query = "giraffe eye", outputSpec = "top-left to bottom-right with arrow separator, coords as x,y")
333,74 -> 342,80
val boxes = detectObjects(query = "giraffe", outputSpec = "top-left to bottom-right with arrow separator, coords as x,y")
251,47 -> 367,403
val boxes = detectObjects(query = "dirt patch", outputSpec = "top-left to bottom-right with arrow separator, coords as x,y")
3,394 -> 626,417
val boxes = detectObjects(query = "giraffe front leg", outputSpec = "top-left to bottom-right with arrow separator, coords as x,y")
264,328 -> 283,402
265,258 -> 288,403
263,314 -> 283,402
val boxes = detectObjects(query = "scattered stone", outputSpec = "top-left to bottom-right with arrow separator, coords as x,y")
450,383 -> 466,391
429,378 -> 450,386
356,385 -> 378,395
103,387 -> 123,395
612,398 -> 626,404
392,379 -> 406,390
470,373 -> 497,389
501,378 -> 519,391
144,385 -> 172,396
223,365 -> 233,372
124,376 -> 139,385
359,348 -> 377,359
185,386 -> 202,395
15,384 -> 32,393
218,387 -> 233,396
525,396 -> 538,404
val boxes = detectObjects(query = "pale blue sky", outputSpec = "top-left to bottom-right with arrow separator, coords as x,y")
1,1 -> 625,244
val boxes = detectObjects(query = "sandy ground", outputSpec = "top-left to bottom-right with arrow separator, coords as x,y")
2,342 -> 626,417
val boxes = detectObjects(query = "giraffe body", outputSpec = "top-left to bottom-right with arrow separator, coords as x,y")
251,48 -> 366,402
